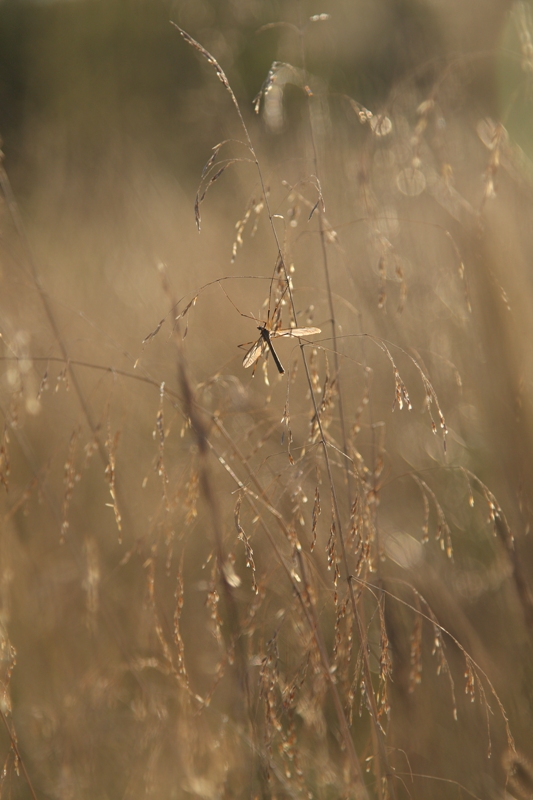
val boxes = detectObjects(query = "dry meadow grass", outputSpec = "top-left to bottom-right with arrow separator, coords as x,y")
1,1 -> 533,798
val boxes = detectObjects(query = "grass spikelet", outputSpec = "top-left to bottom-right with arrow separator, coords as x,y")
54,366 -> 70,393
36,366 -> 49,401
174,294 -> 198,338
145,558 -> 179,678
231,199 -> 253,262
234,494 -> 258,594
1,7 -> 531,799
429,614 -> 457,719
259,633 -> 283,775
311,485 -> 321,552
195,159 -> 247,231
412,475 -> 453,558
369,338 -> 412,413
376,600 -> 392,723
184,468 -> 199,525
104,421 -> 122,537
173,556 -> 189,687
333,593 -> 349,663
141,317 -> 165,345
309,358 -> 336,443
154,381 -> 169,510
231,195 -> 265,262
252,61 -> 302,115
170,24 -> 241,117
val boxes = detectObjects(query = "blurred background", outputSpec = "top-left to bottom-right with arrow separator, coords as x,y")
1,0 -> 533,798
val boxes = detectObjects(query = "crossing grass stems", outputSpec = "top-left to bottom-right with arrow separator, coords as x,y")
1,5 -> 533,799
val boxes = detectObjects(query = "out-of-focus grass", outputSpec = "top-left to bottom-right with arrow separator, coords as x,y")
1,1 -> 533,799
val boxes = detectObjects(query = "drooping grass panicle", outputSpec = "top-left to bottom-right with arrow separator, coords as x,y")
0,6 -> 530,799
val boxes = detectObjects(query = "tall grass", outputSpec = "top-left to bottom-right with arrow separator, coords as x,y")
1,1 -> 533,798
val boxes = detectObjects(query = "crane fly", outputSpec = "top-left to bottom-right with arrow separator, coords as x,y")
242,323 -> 321,375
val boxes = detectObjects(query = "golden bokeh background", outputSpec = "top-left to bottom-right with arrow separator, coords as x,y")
1,1 -> 533,798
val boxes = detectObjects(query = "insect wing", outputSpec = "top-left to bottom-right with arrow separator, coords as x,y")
242,326 -> 320,372
242,337 -> 266,368
271,327 -> 321,339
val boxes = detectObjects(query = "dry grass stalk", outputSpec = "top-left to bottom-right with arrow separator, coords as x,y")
0,5 -> 532,799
